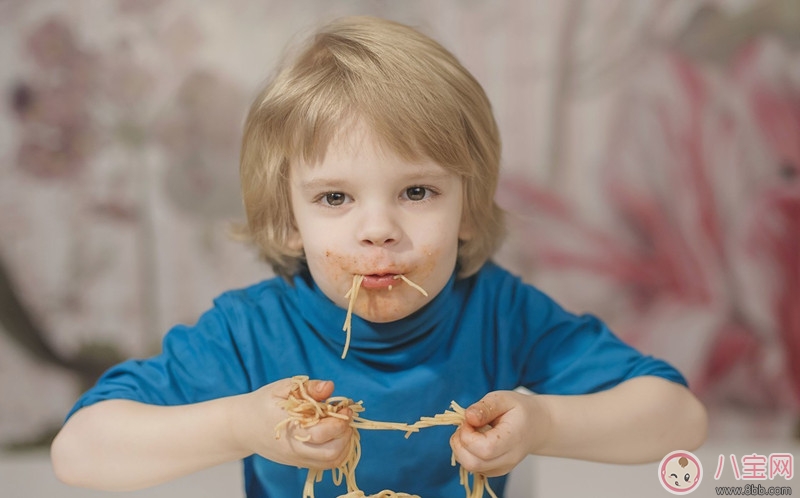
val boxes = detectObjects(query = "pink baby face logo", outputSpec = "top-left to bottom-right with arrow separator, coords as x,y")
659,450 -> 703,494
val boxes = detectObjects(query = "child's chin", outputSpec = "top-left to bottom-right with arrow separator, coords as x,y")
358,302 -> 422,324
347,288 -> 431,323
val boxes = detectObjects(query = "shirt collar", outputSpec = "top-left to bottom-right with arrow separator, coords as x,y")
291,269 -> 461,365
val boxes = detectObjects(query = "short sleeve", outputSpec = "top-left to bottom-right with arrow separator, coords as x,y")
523,311 -> 686,394
488,268 -> 688,394
65,303 -> 251,420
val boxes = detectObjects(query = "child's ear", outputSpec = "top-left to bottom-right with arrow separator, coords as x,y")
286,229 -> 304,251
458,220 -> 474,241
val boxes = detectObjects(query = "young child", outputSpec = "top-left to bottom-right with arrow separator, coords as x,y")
51,16 -> 707,498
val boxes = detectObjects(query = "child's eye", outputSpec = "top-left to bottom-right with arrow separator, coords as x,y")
404,186 -> 433,201
684,473 -> 690,482
320,192 -> 348,206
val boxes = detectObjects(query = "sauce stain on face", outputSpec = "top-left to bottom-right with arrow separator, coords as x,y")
321,246 -> 444,323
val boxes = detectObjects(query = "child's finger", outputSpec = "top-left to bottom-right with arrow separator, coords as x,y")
291,415 -> 351,445
451,427 -> 516,477
290,420 -> 353,468
268,378 -> 297,399
306,379 -> 335,401
465,391 -> 514,428
310,416 -> 352,442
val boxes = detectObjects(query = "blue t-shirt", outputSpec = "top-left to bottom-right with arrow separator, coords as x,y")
67,261 -> 686,497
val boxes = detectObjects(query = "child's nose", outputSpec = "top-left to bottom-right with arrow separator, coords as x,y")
357,207 -> 401,247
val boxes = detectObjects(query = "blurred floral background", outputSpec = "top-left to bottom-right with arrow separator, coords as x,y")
0,0 -> 798,452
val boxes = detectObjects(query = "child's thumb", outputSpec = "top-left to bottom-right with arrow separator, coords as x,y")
308,379 -> 334,400
466,392 -> 508,428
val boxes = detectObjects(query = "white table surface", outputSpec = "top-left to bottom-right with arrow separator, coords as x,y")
1,435 -> 797,497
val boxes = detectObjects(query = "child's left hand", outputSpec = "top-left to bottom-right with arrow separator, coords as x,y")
450,390 -> 551,477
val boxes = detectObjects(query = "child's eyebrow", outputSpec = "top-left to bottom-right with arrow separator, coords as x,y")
403,168 -> 457,182
392,164 -> 461,185
297,178 -> 350,192
297,167 -> 457,191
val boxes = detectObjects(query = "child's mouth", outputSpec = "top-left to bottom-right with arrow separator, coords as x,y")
357,273 -> 430,296
360,273 -> 399,290
339,272 -> 429,359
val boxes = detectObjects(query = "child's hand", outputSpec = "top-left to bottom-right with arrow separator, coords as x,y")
235,378 -> 353,470
450,391 -> 551,477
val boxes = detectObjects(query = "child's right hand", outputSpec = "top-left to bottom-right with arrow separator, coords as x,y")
234,378 -> 353,470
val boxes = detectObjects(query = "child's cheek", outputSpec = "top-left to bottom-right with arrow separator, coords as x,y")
319,250 -> 359,300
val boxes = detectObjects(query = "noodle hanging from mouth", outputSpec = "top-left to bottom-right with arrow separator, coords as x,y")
340,274 -> 427,359
275,376 -> 497,498
341,275 -> 364,359
393,275 -> 428,297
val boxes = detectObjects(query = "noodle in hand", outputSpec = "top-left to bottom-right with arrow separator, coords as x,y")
338,491 -> 420,498
275,376 -> 363,494
405,402 -> 498,498
275,376 -> 497,498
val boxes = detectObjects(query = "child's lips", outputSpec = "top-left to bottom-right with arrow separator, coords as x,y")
360,273 -> 400,289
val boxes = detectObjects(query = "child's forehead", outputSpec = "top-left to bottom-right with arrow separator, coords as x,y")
328,119 -> 379,154
283,109 -> 474,181
295,117 -> 425,167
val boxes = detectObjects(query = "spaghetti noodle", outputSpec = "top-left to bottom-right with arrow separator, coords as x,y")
338,492 -> 420,498
393,275 -> 429,297
275,376 -> 497,498
340,274 -> 427,359
341,275 -> 365,359
405,402 -> 498,498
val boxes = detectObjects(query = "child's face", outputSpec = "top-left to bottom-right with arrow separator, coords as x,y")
289,121 -> 467,323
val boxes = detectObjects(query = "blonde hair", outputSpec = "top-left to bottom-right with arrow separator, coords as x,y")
237,16 -> 504,278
